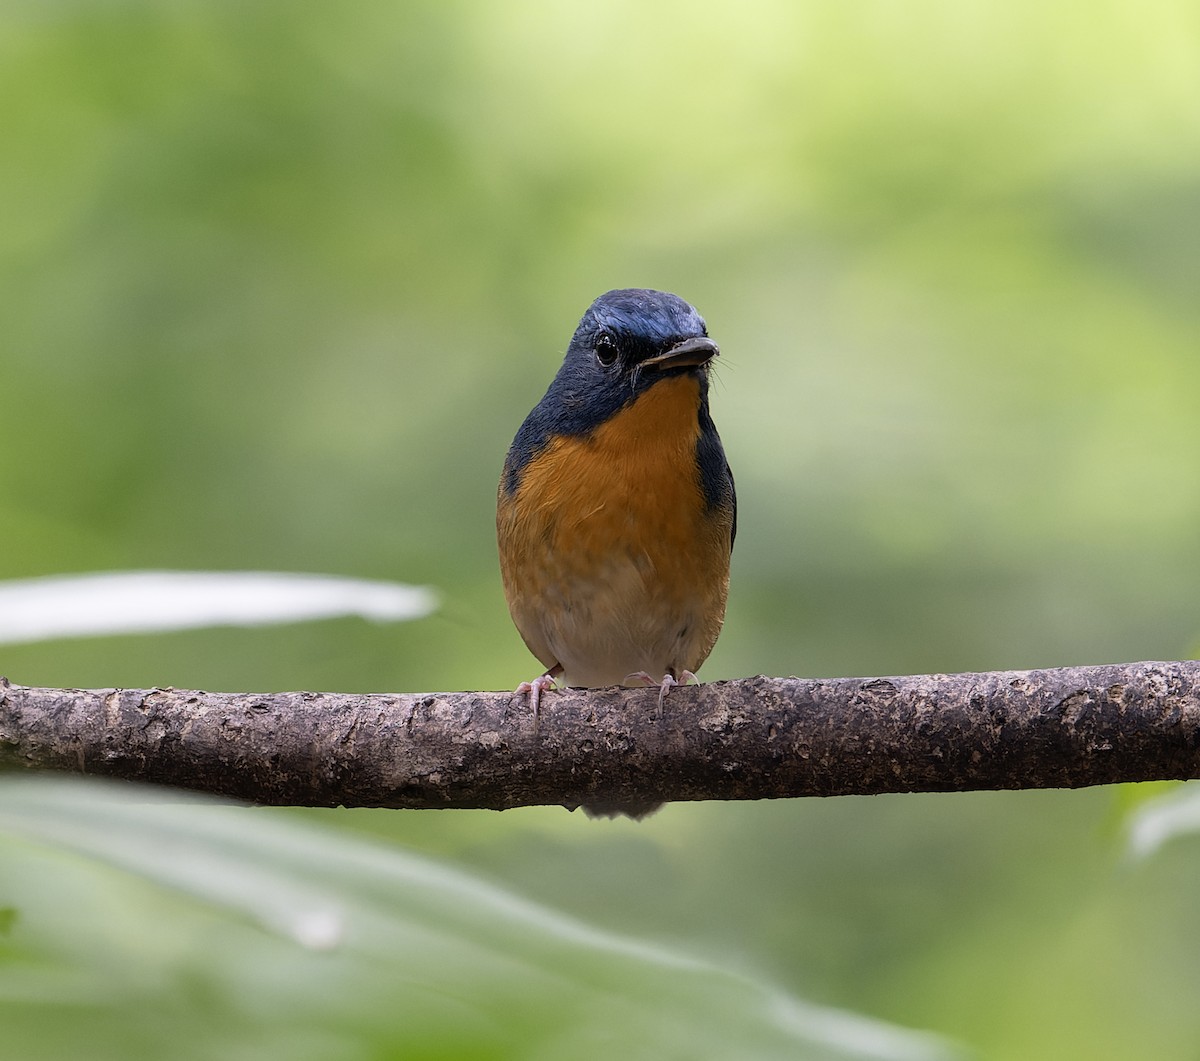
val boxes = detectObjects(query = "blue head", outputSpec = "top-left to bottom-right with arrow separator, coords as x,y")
569,288 -> 714,379
535,288 -> 716,426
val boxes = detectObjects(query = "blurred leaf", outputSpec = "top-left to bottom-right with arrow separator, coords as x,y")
0,571 -> 436,645
1127,781 -> 1200,860
0,776 -> 959,1061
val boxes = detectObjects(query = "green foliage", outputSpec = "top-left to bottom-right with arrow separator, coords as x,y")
0,776 -> 957,1061
3,1 -> 1200,1057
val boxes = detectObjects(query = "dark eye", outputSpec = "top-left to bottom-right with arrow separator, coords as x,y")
595,333 -> 618,367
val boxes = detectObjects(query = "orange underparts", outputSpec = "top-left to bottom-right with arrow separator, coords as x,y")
498,374 -> 732,687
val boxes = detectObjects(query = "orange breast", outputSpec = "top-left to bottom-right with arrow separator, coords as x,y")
498,375 -> 732,688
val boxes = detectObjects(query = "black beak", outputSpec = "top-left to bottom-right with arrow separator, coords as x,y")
641,335 -> 720,371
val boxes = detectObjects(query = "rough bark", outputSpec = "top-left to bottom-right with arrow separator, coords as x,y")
1,662 -> 1199,810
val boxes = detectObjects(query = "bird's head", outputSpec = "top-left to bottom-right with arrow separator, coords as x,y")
562,289 -> 719,396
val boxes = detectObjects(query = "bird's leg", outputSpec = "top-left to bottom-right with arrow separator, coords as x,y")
516,664 -> 563,714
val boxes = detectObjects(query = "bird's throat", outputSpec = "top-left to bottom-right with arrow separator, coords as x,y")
588,374 -> 702,459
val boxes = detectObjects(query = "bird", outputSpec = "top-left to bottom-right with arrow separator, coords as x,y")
496,289 -> 735,813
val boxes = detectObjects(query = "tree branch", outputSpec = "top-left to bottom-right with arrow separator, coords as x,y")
2,662 -> 1199,810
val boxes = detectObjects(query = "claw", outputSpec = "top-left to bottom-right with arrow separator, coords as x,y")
624,669 -> 698,711
657,673 -> 677,709
516,665 -> 562,714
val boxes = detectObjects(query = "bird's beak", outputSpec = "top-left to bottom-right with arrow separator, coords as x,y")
641,336 -> 720,371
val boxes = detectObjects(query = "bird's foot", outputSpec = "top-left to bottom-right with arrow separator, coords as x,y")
624,669 -> 698,711
515,665 -> 563,714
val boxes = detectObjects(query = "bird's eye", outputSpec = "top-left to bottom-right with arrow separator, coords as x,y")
595,334 -> 618,367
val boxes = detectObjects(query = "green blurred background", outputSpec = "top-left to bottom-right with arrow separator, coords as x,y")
3,1 -> 1200,1058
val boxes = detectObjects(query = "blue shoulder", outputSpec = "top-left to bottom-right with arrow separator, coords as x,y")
696,407 -> 736,549
501,365 -> 629,496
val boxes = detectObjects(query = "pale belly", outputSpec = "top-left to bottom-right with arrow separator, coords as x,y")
520,534 -> 728,688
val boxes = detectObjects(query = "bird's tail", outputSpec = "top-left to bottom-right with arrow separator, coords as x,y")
577,800 -> 663,820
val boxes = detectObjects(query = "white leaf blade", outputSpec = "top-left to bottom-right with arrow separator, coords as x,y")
0,570 -> 437,644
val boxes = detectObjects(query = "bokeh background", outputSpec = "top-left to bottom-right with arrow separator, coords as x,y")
3,2 -> 1200,1058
